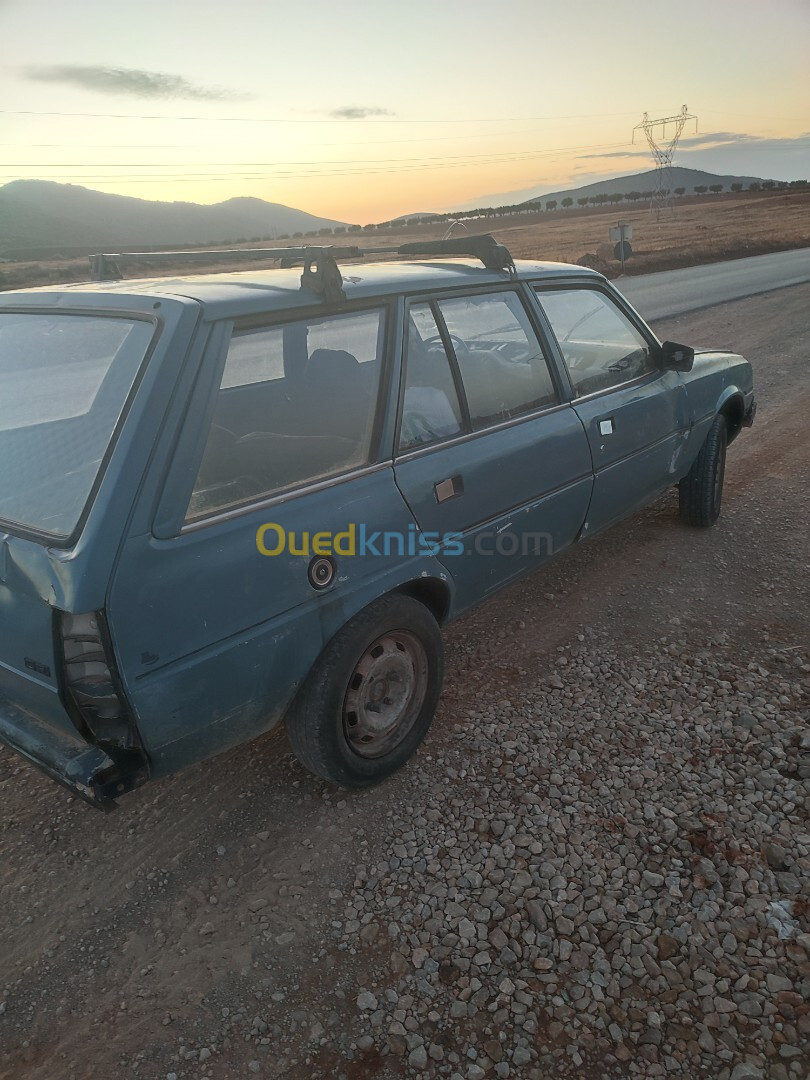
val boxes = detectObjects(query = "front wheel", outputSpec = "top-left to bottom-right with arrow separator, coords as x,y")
284,594 -> 444,787
679,414 -> 727,527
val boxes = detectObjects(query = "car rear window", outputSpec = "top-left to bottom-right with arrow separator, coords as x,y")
187,308 -> 386,520
0,313 -> 155,538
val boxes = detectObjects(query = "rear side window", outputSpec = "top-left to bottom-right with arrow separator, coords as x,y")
436,291 -> 556,430
536,288 -> 655,396
188,308 -> 386,519
0,313 -> 155,538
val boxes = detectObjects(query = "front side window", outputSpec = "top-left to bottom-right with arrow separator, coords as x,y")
188,308 -> 386,519
437,291 -> 556,430
399,304 -> 464,452
0,313 -> 155,537
537,288 -> 655,397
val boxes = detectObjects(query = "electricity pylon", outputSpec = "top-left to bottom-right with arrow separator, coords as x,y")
632,105 -> 698,219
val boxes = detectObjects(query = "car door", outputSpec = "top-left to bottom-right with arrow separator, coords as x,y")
393,288 -> 593,611
107,303 -> 423,775
533,283 -> 690,536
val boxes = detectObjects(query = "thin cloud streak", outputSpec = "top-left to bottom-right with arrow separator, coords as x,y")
328,105 -> 395,119
23,65 -> 247,101
578,132 -> 810,160
577,150 -> 646,160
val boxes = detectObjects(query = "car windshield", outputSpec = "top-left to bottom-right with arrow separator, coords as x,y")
0,312 -> 155,538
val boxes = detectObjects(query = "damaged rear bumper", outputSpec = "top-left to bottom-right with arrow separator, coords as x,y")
0,692 -> 148,810
743,399 -> 757,427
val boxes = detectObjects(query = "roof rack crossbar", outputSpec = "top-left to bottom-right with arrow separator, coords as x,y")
89,245 -> 363,301
87,233 -> 515,298
391,234 -> 515,272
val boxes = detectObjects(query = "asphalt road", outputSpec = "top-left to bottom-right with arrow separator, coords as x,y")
616,246 -> 810,320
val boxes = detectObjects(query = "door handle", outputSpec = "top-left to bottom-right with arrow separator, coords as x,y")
435,475 -> 464,502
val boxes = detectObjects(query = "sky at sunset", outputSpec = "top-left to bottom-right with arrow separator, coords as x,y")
1,0 -> 808,223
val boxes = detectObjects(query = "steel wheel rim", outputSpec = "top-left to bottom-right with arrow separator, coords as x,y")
343,630 -> 429,758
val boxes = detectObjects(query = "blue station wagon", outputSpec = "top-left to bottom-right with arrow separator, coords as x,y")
0,236 -> 756,808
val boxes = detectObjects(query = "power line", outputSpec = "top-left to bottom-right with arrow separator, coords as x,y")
2,120 -> 805,151
0,108 -> 642,125
0,140 -> 640,185
0,158 -> 617,182
0,160 -> 616,181
0,141 -> 629,170
0,129 -> 555,149
4,134 -> 802,187
2,140 -> 804,165
700,110 -> 808,121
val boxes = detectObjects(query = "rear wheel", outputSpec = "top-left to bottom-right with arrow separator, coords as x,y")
679,413 -> 727,527
284,595 -> 444,787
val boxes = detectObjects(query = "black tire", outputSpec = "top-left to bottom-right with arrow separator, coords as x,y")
679,413 -> 727,527
284,594 -> 444,787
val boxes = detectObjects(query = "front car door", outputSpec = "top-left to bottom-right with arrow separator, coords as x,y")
532,283 -> 690,536
393,287 -> 593,610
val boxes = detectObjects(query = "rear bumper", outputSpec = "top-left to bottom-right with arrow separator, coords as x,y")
0,692 -> 146,810
743,399 -> 757,427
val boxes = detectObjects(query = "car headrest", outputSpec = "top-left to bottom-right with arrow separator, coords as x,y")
305,348 -> 361,386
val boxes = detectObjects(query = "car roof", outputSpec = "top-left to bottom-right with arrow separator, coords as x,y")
1,259 -> 603,320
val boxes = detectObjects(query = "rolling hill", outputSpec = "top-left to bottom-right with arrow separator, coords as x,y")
0,180 -> 348,257
521,168 -> 770,208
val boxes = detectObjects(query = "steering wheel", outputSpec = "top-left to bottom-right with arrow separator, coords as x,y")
493,341 -> 533,364
423,333 -> 471,359
562,305 -> 601,343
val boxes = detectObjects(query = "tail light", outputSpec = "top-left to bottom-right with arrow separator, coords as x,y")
59,611 -> 143,758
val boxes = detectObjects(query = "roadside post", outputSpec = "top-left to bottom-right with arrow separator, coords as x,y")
610,221 -> 633,274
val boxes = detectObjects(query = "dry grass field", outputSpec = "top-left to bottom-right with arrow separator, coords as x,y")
1,187 -> 808,291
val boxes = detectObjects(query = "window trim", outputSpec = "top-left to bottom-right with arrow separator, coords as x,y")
430,299 -> 474,434
531,281 -> 664,401
572,366 -> 664,405
181,301 -> 394,528
394,285 -> 562,458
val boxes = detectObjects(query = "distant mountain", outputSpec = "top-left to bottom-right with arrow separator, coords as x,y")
0,181 -> 348,257
522,167 -> 770,207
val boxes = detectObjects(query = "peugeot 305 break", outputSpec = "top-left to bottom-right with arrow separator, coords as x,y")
0,237 -> 755,808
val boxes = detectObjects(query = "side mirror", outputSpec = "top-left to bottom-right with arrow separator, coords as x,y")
657,340 -> 695,372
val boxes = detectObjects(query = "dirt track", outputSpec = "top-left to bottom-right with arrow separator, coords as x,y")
1,285 -> 808,1079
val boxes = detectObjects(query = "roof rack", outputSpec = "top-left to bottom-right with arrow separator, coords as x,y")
88,234 -> 515,302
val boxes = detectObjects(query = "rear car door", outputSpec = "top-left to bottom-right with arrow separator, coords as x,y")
107,303 -> 428,775
533,284 -> 689,535
393,287 -> 593,609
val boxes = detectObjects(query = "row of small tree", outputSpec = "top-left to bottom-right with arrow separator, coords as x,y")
363,179 -> 806,229
217,178 -> 807,242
